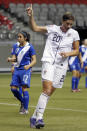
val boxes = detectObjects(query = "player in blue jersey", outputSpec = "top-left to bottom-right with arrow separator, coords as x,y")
69,54 -> 83,92
7,31 -> 36,114
79,39 -> 87,88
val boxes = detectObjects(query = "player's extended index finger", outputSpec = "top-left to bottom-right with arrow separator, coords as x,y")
30,4 -> 32,9
26,4 -> 32,11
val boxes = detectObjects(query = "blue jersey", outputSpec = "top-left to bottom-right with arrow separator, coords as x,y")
68,56 -> 80,71
80,45 -> 87,73
80,45 -> 87,64
10,42 -> 36,88
11,42 -> 36,70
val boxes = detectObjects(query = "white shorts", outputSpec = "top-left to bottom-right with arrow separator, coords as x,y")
41,62 -> 68,88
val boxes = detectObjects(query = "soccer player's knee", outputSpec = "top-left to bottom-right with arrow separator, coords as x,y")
22,86 -> 27,91
43,89 -> 52,96
11,87 -> 16,92
11,88 -> 17,97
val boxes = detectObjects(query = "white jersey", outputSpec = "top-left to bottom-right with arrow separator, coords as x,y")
41,25 -> 80,66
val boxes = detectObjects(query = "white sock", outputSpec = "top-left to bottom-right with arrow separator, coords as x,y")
32,109 -> 37,119
32,93 -> 49,120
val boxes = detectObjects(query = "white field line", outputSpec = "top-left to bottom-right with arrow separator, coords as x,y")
0,102 -> 87,113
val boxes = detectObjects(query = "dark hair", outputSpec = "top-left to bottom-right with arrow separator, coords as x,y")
20,31 -> 30,42
62,12 -> 74,21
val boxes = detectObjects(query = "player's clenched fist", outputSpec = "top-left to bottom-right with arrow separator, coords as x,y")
7,57 -> 12,62
7,57 -> 16,62
26,4 -> 33,17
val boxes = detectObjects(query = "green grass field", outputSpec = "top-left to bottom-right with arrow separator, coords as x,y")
0,72 -> 87,131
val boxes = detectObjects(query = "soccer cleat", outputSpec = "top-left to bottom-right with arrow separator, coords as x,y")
72,89 -> 77,92
75,89 -> 80,92
35,119 -> 45,129
30,117 -> 36,128
19,103 -> 29,114
72,89 -> 80,92
19,108 -> 29,114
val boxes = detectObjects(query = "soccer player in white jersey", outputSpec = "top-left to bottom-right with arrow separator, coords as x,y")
7,31 -> 36,114
26,4 -> 80,129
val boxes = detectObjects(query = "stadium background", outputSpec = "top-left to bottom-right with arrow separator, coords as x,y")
1,1 -> 87,131
0,0 -> 87,72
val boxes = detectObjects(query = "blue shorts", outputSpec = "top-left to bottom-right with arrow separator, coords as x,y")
69,63 -> 80,72
10,68 -> 31,88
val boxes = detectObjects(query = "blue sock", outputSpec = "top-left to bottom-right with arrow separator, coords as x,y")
75,77 -> 79,89
72,77 -> 77,90
19,87 -> 22,95
23,91 -> 29,110
11,88 -> 23,103
85,77 -> 87,88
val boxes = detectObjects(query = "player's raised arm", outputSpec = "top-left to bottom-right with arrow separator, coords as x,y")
26,4 -> 47,33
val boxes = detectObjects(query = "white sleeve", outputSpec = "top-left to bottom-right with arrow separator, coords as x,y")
46,25 -> 56,33
73,31 -> 80,41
